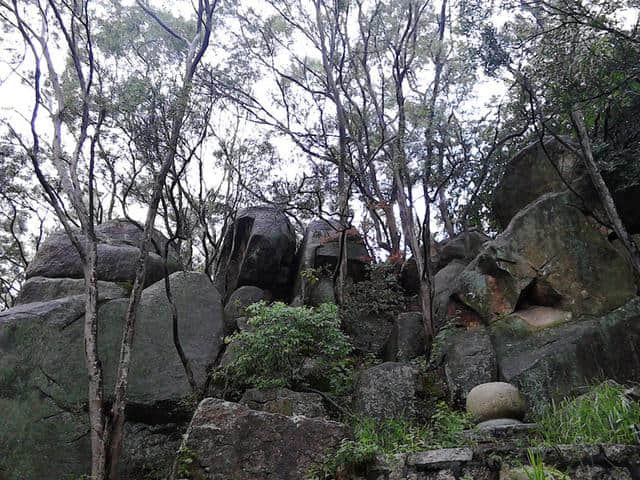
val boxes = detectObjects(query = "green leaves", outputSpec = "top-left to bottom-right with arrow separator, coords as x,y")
220,301 -> 353,392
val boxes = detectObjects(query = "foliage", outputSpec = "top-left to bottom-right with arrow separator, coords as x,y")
523,449 -> 570,480
535,382 -> 640,446
341,262 -> 408,324
219,302 -> 352,394
310,402 -> 471,478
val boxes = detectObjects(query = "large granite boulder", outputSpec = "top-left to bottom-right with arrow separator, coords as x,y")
466,382 -> 526,423
215,206 -> 296,300
16,276 -> 128,305
175,398 -> 346,480
435,230 -> 491,270
433,259 -> 468,330
292,219 -> 370,305
492,137 -> 582,230
0,271 -> 224,479
384,312 -> 426,362
25,218 -> 180,287
240,388 -> 327,418
353,362 -> 421,420
455,192 -> 636,323
444,327 -> 498,408
223,285 -> 271,333
491,297 -> 640,414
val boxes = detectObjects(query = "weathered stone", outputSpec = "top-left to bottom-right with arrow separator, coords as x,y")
16,276 -> 128,305
433,259 -> 468,330
353,362 -> 421,420
215,206 -> 296,300
292,219 -> 370,304
466,382 -> 526,423
492,297 -> 640,414
343,312 -> 394,356
25,218 -> 180,286
492,137 -> 582,229
455,192 -> 636,323
223,285 -> 271,333
121,422 -> 186,480
0,272 -> 223,479
176,398 -> 346,480
444,327 -> 498,407
475,418 -> 523,430
307,276 -> 336,306
384,312 -> 426,362
240,388 -> 327,418
435,230 -> 491,270
406,448 -> 474,466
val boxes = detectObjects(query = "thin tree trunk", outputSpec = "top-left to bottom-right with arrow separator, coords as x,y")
571,106 -> 640,280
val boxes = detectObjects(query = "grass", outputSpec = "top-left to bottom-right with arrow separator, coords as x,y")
522,448 -> 570,480
309,402 -> 472,479
536,381 -> 640,445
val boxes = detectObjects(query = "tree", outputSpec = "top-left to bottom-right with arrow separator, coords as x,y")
0,0 -> 219,477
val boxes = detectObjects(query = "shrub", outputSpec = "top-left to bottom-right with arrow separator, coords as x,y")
536,381 -> 640,445
221,301 -> 352,393
341,262 -> 408,324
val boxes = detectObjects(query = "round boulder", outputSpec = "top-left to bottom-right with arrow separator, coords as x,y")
466,382 -> 526,423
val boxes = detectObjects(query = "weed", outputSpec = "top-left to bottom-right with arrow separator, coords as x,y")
535,381 -> 640,445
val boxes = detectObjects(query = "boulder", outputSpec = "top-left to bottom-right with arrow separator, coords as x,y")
15,276 -> 128,305
353,362 -> 421,420
384,312 -> 426,362
223,285 -> 271,333
444,327 -> 498,407
175,398 -> 346,480
491,297 -> 640,413
435,230 -> 491,270
25,218 -> 180,286
455,192 -> 636,323
492,137 -> 582,230
433,259 -> 468,330
215,206 -> 296,300
466,382 -> 526,423
0,272 -> 224,479
240,388 -> 327,418
292,219 -> 370,304
343,312 -> 394,356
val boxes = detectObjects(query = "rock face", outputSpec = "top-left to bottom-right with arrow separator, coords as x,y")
384,312 -> 426,362
491,297 -> 640,413
215,206 -> 296,300
455,192 -> 635,322
444,327 -> 498,407
223,285 -> 271,333
240,388 -> 327,418
353,362 -> 421,420
492,138 -> 582,229
435,230 -> 491,270
292,219 -> 370,304
466,382 -> 526,423
0,271 -> 224,479
176,398 -> 346,480
25,218 -> 180,287
16,276 -> 128,304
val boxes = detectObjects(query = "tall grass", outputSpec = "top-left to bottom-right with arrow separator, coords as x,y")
536,382 -> 640,445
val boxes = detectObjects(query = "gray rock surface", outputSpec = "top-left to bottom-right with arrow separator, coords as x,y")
215,206 -> 296,300
444,327 -> 498,407
0,272 -> 223,479
176,398 -> 346,480
492,137 -> 582,229
223,285 -> 271,333
343,312 -> 394,356
384,312 -> 426,362
240,388 -> 327,418
353,362 -> 421,420
292,219 -> 369,304
25,218 -> 180,286
435,230 -> 491,269
455,192 -> 635,323
16,276 -> 128,305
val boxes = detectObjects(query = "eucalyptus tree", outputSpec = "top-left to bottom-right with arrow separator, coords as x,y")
492,0 -> 640,278
0,1 -> 219,478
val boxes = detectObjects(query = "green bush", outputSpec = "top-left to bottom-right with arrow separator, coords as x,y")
536,382 -> 640,445
220,301 -> 352,393
340,262 -> 408,324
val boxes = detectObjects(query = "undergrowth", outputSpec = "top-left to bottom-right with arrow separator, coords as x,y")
535,382 -> 640,445
310,402 -> 471,478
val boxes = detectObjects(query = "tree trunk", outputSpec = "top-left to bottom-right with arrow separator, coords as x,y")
571,105 -> 640,280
